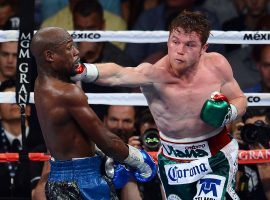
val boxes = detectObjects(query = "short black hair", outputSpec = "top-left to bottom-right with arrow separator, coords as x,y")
0,79 -> 16,92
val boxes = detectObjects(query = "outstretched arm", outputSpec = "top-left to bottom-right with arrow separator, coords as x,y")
71,62 -> 154,87
96,62 -> 153,87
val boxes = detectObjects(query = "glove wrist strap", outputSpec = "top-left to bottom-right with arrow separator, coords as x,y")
223,104 -> 238,126
229,104 -> 238,122
123,145 -> 143,167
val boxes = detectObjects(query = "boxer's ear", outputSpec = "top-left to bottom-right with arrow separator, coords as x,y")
202,43 -> 209,53
44,50 -> 54,62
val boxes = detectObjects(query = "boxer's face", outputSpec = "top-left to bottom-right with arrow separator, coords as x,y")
167,28 -> 207,74
0,42 -> 17,79
52,33 -> 80,75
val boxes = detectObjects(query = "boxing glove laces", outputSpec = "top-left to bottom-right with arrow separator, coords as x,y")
123,145 -> 157,183
200,91 -> 238,128
71,63 -> 99,82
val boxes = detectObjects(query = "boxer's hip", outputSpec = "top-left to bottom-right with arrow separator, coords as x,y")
46,156 -> 110,200
49,156 -> 103,180
159,127 -> 232,161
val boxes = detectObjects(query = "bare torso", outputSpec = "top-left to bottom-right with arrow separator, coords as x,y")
141,53 -> 225,139
34,76 -> 95,160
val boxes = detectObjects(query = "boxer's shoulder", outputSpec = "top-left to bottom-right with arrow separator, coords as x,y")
49,82 -> 87,106
205,52 -> 230,68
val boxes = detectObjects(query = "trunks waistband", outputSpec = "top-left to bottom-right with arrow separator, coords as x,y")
159,127 -> 231,161
49,156 -> 103,182
50,155 -> 102,171
159,127 -> 223,143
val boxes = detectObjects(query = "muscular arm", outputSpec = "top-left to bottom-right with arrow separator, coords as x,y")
218,54 -> 247,117
66,85 -> 129,161
95,62 -> 153,87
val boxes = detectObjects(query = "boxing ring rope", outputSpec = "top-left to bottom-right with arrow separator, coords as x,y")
0,92 -> 269,106
1,30 -> 270,44
0,153 -> 50,162
1,30 -> 270,164
0,150 -> 269,165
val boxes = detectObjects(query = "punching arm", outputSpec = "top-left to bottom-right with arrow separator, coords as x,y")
71,62 -> 153,87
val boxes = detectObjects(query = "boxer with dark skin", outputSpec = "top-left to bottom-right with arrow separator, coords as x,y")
31,27 -> 128,161
30,27 -> 156,199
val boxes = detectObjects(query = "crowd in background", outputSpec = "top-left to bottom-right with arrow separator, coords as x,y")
1,0 -> 270,199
